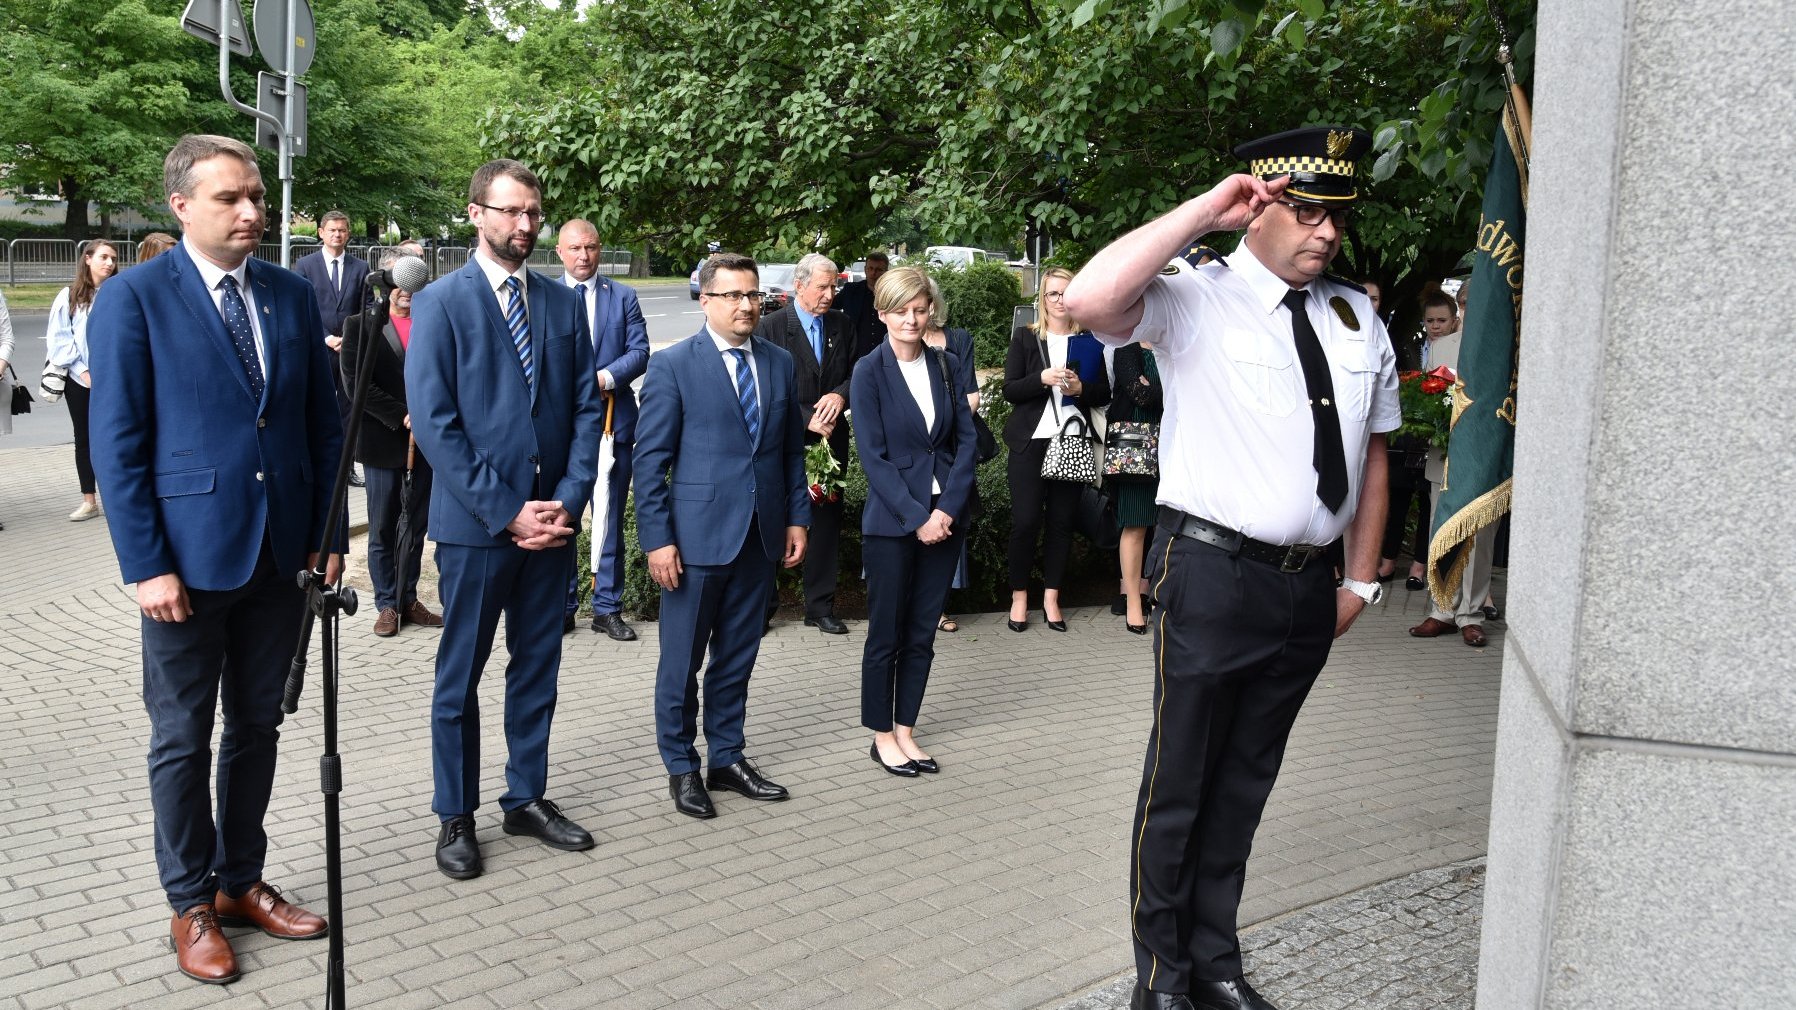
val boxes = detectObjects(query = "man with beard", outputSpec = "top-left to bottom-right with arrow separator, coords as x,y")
406,159 -> 606,878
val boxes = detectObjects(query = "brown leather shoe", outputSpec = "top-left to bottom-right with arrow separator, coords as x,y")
372,607 -> 400,637
1461,624 -> 1488,647
1408,617 -> 1457,638
171,904 -> 239,984
214,881 -> 328,940
403,600 -> 443,628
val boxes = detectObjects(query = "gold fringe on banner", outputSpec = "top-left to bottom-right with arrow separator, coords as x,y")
1427,477 -> 1512,612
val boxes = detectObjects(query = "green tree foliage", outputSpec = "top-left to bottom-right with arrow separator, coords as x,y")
930,261 -> 1025,370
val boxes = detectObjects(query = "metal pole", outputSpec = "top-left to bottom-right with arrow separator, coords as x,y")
279,0 -> 297,268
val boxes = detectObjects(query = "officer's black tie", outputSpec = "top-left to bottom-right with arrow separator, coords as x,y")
1281,288 -> 1348,513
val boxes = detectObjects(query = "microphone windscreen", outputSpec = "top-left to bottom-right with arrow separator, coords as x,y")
391,256 -> 431,293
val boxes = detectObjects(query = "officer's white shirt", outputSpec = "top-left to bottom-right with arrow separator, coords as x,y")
1097,241 -> 1400,546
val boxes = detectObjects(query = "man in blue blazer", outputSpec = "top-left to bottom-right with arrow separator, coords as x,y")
292,210 -> 369,484
635,253 -> 810,819
90,134 -> 339,986
407,160 -> 606,879
553,219 -> 649,641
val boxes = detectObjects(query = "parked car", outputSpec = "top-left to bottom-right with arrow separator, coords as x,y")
689,259 -> 705,299
923,245 -> 1000,269
758,263 -> 797,311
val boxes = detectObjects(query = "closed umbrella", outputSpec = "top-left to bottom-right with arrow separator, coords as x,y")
393,434 -> 420,591
588,392 -> 616,598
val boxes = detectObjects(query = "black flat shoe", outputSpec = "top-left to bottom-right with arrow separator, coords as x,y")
870,742 -> 920,777
911,756 -> 939,774
1127,623 -> 1149,635
1405,576 -> 1426,592
1041,609 -> 1067,632
502,798 -> 595,851
435,814 -> 482,879
668,772 -> 716,819
1481,604 -> 1500,621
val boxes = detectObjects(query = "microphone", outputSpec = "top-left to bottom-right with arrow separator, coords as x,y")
365,255 -> 430,294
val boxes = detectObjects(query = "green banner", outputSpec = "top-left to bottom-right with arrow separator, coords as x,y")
1427,124 -> 1524,609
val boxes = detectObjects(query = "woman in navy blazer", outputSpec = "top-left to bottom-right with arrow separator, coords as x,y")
851,267 -> 977,777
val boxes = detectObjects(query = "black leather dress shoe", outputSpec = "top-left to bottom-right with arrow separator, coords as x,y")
707,758 -> 789,800
804,614 -> 849,635
502,798 -> 595,851
590,612 -> 638,641
435,814 -> 482,879
870,741 -> 919,777
1188,976 -> 1280,1010
348,468 -> 365,488
668,772 -> 716,819
562,612 -> 577,635
1131,986 -> 1197,1010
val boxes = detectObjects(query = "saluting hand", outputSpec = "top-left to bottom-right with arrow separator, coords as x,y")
1201,173 -> 1289,233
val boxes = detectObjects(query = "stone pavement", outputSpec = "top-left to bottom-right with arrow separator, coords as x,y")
0,441 -> 1500,1010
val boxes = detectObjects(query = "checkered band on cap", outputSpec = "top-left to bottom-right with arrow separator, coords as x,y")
1249,155 -> 1357,178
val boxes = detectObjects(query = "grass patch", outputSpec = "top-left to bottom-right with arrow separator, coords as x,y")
1,284 -> 68,311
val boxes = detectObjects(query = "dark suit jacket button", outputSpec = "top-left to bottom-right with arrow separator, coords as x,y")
257,417 -> 267,428
529,454 -> 540,464
531,409 -> 538,417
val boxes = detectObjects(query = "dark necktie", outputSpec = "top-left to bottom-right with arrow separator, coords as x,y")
1281,288 -> 1348,513
218,275 -> 265,401
505,276 -> 533,389
329,257 -> 340,293
727,347 -> 759,444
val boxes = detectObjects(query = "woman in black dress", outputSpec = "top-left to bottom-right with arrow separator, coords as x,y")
1107,341 -> 1162,634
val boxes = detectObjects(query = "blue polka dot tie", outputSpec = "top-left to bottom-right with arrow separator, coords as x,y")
727,347 -> 759,444
218,275 -> 265,401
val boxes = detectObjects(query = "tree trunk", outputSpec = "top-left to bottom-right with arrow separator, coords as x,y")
630,242 -> 650,278
61,178 -> 90,237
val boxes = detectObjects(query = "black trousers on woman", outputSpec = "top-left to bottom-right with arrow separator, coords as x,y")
860,529 -> 962,731
63,380 -> 97,495
1381,456 -> 1429,562
1006,439 -> 1082,591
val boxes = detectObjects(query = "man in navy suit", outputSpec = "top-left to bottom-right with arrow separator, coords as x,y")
554,218 -> 649,641
635,253 -> 810,819
89,134 -> 339,986
293,210 -> 370,485
753,252 -> 856,635
834,250 -> 889,360
407,160 -> 605,879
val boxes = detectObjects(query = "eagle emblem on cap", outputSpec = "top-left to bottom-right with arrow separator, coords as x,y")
1326,130 -> 1354,159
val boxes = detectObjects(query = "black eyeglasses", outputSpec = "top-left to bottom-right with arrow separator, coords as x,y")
1279,200 -> 1351,228
473,202 -> 544,224
703,290 -> 766,305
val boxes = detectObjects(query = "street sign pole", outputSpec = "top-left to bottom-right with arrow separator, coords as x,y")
279,0 -> 295,267
209,11 -> 289,262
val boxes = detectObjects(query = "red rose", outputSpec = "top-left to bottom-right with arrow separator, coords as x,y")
808,483 -> 824,503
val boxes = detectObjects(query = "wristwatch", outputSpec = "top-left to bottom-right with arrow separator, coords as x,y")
1341,578 -> 1383,605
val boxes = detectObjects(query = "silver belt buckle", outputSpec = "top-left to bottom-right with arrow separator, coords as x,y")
1280,545 -> 1318,573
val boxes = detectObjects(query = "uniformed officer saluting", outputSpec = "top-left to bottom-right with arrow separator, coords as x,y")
1064,126 -> 1398,1010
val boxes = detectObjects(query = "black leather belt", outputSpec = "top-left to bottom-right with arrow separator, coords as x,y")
1157,506 -> 1329,573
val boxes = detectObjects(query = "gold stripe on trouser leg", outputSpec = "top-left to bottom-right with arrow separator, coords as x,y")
1130,532 -> 1179,990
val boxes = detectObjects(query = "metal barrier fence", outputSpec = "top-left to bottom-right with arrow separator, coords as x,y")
5,238 -> 632,286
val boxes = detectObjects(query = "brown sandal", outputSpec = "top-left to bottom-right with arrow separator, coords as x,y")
937,615 -> 959,633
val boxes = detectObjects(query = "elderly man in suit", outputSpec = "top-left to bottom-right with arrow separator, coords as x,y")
340,250 -> 442,638
554,218 -> 649,641
294,210 -> 370,485
89,134 -> 341,986
635,252 -> 810,819
753,252 -> 855,634
407,159 -> 605,879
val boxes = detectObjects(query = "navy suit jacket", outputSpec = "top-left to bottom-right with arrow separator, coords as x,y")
634,330 -> 810,566
405,258 -> 604,547
851,342 -> 977,537
89,245 -> 344,590
571,275 -> 649,444
292,250 -> 370,338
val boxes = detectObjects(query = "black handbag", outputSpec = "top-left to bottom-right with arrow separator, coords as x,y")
930,346 -> 999,466
7,365 -> 30,416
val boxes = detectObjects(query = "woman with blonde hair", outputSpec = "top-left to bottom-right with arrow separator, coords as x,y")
853,266 -> 978,775
1000,265 -> 1109,631
136,232 -> 177,263
46,240 -> 118,521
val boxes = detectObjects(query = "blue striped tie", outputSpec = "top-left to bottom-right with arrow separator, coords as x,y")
504,276 -> 533,389
727,347 -> 759,444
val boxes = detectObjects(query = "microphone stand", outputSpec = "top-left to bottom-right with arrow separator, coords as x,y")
283,275 -> 393,1009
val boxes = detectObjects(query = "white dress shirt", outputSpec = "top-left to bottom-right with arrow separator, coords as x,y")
895,351 -> 942,494
563,272 -> 615,389
473,248 -> 529,321
708,326 -> 761,403
183,238 -> 267,375
1098,241 -> 1400,546
1029,329 -> 1076,440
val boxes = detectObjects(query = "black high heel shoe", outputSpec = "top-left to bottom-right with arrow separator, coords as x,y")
1405,576 -> 1426,592
1041,608 -> 1067,633
1127,623 -> 1148,635
871,742 -> 920,777
1008,609 -> 1029,632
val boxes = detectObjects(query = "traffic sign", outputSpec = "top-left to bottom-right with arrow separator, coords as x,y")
252,0 -> 316,78
180,0 -> 253,58
256,73 -> 308,157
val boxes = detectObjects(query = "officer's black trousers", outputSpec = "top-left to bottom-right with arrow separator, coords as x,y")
1129,525 -> 1335,993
